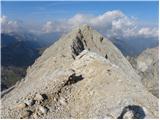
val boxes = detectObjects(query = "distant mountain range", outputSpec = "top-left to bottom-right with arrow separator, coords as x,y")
1,33 -> 41,67
111,37 -> 158,57
1,33 -> 42,91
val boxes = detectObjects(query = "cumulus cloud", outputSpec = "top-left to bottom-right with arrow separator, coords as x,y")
1,10 -> 158,40
42,20 -> 71,33
138,27 -> 158,38
42,10 -> 158,39
0,15 -> 27,33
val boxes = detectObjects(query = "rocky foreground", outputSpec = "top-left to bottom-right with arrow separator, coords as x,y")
1,25 -> 159,119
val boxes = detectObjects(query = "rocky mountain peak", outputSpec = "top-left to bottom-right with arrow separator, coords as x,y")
1,25 -> 158,119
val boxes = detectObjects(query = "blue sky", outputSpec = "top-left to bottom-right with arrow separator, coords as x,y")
1,1 -> 159,25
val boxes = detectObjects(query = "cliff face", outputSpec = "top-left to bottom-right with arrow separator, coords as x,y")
1,25 -> 158,119
129,47 -> 159,98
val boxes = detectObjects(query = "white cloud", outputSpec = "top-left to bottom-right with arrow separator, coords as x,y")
1,10 -> 158,40
138,27 -> 158,38
42,20 -> 72,33
1,15 -> 26,33
42,21 -> 55,33
0,16 -> 7,24
42,10 -> 158,39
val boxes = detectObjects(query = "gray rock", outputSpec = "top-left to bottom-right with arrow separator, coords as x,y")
20,110 -> 32,118
24,99 -> 35,106
38,106 -> 48,114
34,93 -> 44,101
123,111 -> 134,119
16,103 -> 27,109
33,112 -> 39,119
59,97 -> 67,106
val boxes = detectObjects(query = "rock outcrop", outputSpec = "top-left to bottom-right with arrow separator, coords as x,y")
128,47 -> 159,97
1,25 -> 158,119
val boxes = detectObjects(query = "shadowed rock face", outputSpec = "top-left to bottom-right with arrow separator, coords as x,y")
118,105 -> 146,119
71,37 -> 85,59
1,25 -> 158,119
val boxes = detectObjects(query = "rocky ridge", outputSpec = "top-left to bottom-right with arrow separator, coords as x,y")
1,25 -> 158,119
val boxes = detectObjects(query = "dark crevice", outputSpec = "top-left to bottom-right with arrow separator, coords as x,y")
100,36 -> 103,42
105,54 -> 108,59
83,39 -> 87,47
71,30 -> 85,58
42,94 -> 48,100
55,72 -> 84,98
71,38 -> 85,57
64,73 -> 84,86
72,55 -> 75,60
